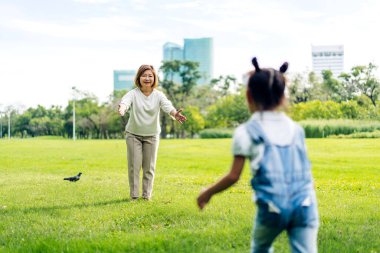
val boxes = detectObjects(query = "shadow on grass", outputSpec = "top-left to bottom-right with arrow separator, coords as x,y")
2,198 -> 132,214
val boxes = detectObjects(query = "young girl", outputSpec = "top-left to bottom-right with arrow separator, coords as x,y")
197,58 -> 319,252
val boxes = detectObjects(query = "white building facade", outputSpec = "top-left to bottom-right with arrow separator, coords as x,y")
312,45 -> 344,77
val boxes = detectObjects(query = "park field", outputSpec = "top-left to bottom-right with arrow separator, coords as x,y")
0,138 -> 379,253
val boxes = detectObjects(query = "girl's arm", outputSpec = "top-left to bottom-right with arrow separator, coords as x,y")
197,155 -> 246,210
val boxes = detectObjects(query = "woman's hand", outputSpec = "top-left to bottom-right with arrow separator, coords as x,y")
118,104 -> 127,116
174,109 -> 187,124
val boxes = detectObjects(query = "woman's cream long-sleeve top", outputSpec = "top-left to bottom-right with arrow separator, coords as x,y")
120,88 -> 176,136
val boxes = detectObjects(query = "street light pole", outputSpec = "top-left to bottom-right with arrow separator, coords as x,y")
0,113 -> 2,139
72,87 -> 76,141
8,111 -> 10,139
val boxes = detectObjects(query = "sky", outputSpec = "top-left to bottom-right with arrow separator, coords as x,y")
0,0 -> 379,110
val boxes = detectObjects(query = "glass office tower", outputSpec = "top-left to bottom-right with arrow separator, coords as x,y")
163,42 -> 183,61
113,70 -> 136,91
162,38 -> 214,85
183,37 -> 213,84
162,42 -> 183,84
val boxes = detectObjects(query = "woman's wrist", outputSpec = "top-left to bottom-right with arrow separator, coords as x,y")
170,110 -> 177,117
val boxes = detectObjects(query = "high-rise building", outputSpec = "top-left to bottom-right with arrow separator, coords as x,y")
162,42 -> 183,84
163,42 -> 183,61
113,70 -> 136,91
312,45 -> 344,77
162,37 -> 214,85
184,37 -> 213,84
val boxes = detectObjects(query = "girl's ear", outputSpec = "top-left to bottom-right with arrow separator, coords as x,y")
279,62 -> 289,73
246,89 -> 252,103
246,89 -> 256,113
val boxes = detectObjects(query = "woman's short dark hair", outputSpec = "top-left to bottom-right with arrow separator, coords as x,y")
248,57 -> 288,110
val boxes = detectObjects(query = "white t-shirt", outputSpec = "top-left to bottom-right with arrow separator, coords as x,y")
232,111 -> 296,174
120,88 -> 176,136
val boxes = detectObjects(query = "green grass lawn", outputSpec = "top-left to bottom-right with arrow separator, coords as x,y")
0,138 -> 379,253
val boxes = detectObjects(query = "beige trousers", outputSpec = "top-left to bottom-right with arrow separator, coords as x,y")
126,132 -> 159,199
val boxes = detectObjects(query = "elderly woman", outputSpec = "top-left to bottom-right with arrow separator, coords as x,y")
118,64 -> 186,200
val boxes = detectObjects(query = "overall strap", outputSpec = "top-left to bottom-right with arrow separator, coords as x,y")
246,118 -> 302,147
245,119 -> 270,144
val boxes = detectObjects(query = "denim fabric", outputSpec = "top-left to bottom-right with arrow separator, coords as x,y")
246,120 -> 319,253
252,220 -> 318,253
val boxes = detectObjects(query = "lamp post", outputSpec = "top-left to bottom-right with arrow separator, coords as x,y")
0,112 -> 3,139
0,105 -> 3,139
72,86 -> 76,141
8,111 -> 11,139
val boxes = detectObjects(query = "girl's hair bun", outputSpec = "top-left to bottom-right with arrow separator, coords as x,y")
252,57 -> 261,72
279,62 -> 288,73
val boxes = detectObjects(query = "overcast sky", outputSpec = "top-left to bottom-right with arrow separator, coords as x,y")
0,0 -> 379,109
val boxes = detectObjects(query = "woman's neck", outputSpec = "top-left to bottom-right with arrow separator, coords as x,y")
140,87 -> 153,95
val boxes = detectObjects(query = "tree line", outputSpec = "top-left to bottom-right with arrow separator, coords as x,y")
0,61 -> 379,139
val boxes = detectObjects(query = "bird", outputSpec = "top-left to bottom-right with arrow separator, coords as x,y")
64,172 -> 82,182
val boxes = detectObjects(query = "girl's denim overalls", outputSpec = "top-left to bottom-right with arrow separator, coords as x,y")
246,120 -> 319,253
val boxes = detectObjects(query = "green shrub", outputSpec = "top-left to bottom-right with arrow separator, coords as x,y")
199,128 -> 233,138
290,100 -> 342,121
299,120 -> 380,138
32,135 -> 65,139
289,100 -> 380,121
329,130 -> 380,138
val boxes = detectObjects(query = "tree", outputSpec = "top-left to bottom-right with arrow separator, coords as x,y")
186,85 -> 220,114
159,60 -> 201,138
103,90 -> 129,139
159,60 -> 182,104
288,73 -> 311,103
205,94 -> 250,128
307,71 -> 328,101
1,105 -> 18,138
179,61 -> 202,102
339,63 -> 380,107
210,75 -> 237,96
321,70 -> 352,102
288,71 -> 330,103
182,106 -> 205,137
13,105 -> 64,137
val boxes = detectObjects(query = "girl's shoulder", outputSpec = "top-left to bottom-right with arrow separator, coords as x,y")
291,121 -> 305,136
274,114 -> 306,142
234,124 -> 249,140
232,124 -> 258,158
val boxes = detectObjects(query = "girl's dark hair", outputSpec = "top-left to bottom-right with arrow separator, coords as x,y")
248,57 -> 289,110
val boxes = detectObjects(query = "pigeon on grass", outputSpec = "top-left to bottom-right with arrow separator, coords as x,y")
64,172 -> 82,182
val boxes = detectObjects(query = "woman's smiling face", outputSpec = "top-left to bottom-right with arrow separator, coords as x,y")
140,70 -> 154,88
